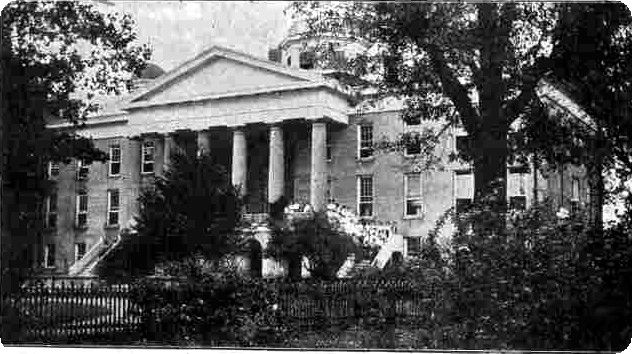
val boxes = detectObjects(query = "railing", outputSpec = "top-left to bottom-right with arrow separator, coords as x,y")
242,212 -> 269,225
371,233 -> 405,269
7,279 -> 448,346
335,253 -> 356,279
67,241 -> 106,276
7,283 -> 141,343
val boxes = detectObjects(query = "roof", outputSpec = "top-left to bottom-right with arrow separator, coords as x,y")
125,44 -> 343,106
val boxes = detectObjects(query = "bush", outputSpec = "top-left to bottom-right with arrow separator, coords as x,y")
445,199 -> 632,350
267,211 -> 363,280
132,275 -> 289,346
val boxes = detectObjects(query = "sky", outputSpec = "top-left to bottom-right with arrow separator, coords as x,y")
100,1 -> 292,71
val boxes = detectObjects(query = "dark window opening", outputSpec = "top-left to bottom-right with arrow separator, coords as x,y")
509,196 -> 527,211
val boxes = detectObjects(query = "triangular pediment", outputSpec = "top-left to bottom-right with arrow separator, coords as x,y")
128,46 -> 324,106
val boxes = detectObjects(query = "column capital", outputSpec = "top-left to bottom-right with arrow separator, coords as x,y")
308,117 -> 330,125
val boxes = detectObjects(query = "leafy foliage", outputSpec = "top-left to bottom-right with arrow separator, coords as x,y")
132,276 -> 289,347
1,0 -> 150,293
98,152 -> 242,279
291,2 -> 632,226
292,2 -> 561,203
441,199 -> 632,350
267,212 -> 362,280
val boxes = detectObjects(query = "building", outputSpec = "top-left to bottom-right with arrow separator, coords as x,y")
41,31 -> 592,277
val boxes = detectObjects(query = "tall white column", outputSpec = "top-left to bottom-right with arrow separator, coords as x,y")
268,125 -> 284,204
231,127 -> 247,195
163,133 -> 174,172
310,121 -> 327,211
197,130 -> 211,157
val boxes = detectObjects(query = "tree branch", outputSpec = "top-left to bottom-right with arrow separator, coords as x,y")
503,57 -> 553,124
426,44 -> 480,133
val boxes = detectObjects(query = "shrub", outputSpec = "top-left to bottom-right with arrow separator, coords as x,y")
267,211 -> 363,280
132,275 -> 289,346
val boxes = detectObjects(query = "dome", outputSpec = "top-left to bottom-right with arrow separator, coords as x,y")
139,63 -> 165,79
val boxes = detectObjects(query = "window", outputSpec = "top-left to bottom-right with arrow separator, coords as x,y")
405,173 -> 423,217
405,237 -> 421,256
455,135 -> 471,159
508,170 -> 528,197
454,169 -> 474,202
74,242 -> 86,262
405,138 -> 421,156
141,141 -> 155,174
45,193 -> 57,228
357,175 -> 373,217
109,144 -> 121,176
358,125 -> 373,159
76,190 -> 88,228
44,244 -> 56,268
326,176 -> 335,204
299,51 -> 315,70
404,114 -> 421,126
571,177 -> 581,215
326,132 -> 332,161
48,161 -> 60,178
107,189 -> 120,226
76,159 -> 89,180
509,196 -> 527,211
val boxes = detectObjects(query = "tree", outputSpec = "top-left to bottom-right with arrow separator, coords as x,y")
1,1 -> 150,292
98,152 -> 243,279
546,3 -> 632,230
291,2 -> 631,229
267,212 -> 361,280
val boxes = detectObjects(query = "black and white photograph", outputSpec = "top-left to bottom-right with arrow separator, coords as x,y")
1,1 -> 632,351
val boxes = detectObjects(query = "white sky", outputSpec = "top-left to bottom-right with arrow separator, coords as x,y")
100,1 -> 292,71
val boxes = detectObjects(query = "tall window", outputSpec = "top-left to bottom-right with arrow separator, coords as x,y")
326,132 -> 332,161
74,242 -> 86,262
358,175 -> 374,217
508,169 -> 528,211
44,244 -> 56,268
405,173 -> 424,217
48,161 -> 60,178
455,169 -> 474,213
45,193 -> 57,228
76,190 -> 88,228
358,125 -> 373,159
326,176 -> 335,204
109,144 -> 121,176
405,138 -> 421,156
141,141 -> 155,174
107,189 -> 120,226
405,237 -> 421,256
76,159 -> 89,180
571,177 -> 581,214
455,135 -> 471,160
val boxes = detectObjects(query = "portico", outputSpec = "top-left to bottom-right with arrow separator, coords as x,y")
159,119 -> 333,213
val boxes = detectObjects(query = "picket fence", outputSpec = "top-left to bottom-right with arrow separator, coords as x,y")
7,279 -> 446,345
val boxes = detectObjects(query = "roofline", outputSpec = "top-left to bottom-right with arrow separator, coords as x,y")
125,45 -> 327,105
537,79 -> 597,132
125,81 -> 353,111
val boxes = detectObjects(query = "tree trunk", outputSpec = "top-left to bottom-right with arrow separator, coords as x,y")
589,128 -> 605,234
288,255 -> 302,280
472,117 -> 509,232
